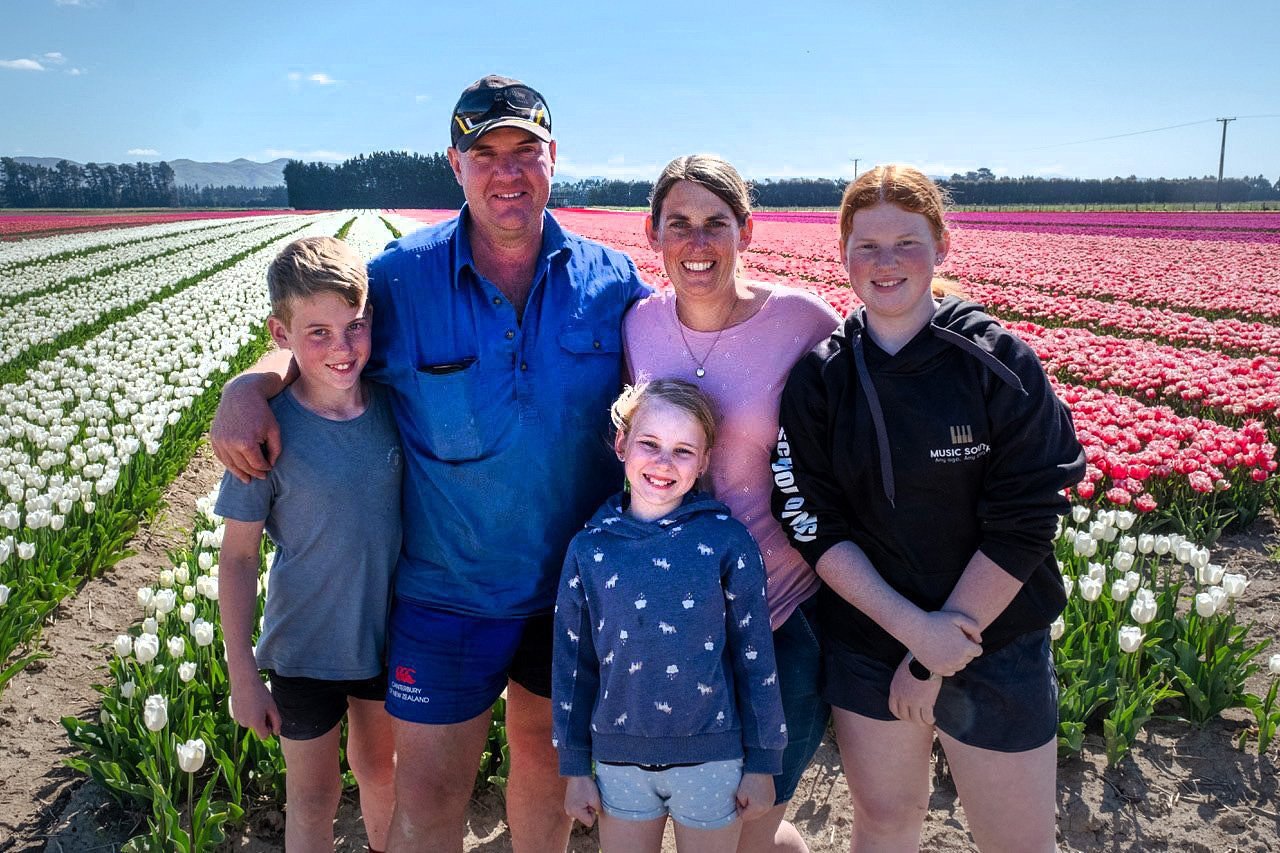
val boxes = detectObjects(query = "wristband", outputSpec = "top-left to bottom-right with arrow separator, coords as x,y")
907,657 -> 933,681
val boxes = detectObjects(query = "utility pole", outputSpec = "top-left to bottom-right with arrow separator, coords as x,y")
852,158 -> 860,179
1216,117 -> 1236,211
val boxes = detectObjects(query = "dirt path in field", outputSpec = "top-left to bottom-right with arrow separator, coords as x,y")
2,447 -> 1278,851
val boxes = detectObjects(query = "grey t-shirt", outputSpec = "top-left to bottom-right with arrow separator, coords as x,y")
215,383 -> 402,680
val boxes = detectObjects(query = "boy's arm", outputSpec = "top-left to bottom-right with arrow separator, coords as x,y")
210,349 -> 298,483
217,517 -> 279,739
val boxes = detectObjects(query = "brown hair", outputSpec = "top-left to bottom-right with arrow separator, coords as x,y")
267,236 -> 368,326
650,155 -> 752,226
611,378 -> 718,449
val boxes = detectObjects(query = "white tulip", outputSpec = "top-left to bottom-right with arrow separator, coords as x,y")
153,589 -> 177,616
1110,579 -> 1131,603
1072,505 -> 1090,524
1175,542 -> 1194,565
197,552 -> 213,571
141,616 -> 158,635
173,565 -> 190,585
0,583 -> 9,607
190,618 -> 215,647
1269,654 -> 1280,676
166,636 -> 186,659
1087,562 -> 1106,582
1073,533 -> 1093,556
183,585 -> 196,601
1208,586 -> 1228,613
1154,536 -> 1171,555
1190,548 -> 1211,570
1197,563 -> 1225,586
158,569 -> 175,589
1137,534 -> 1155,555
1124,571 -> 1141,592
176,738 -> 206,773
1117,535 -> 1137,555
136,587 -> 155,611
1115,510 -> 1136,531
1130,590 -> 1157,625
1194,592 -> 1217,618
16,542 -> 34,560
120,680 -> 136,699
1062,576 -> 1074,597
143,694 -> 168,731
1113,552 -> 1135,573
1222,573 -> 1249,598
1079,576 -> 1103,602
1118,626 -> 1144,654
179,602 -> 196,623
133,632 -> 160,664
113,634 -> 133,658
1050,616 -> 1065,641
178,662 -> 197,683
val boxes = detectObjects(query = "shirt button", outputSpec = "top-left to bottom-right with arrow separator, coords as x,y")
520,362 -> 528,371
492,296 -> 503,306
505,329 -> 515,340
593,340 -> 601,349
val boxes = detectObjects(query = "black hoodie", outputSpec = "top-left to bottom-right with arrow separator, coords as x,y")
771,296 -> 1086,662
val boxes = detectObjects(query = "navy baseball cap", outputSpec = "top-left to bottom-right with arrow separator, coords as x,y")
450,75 -> 552,152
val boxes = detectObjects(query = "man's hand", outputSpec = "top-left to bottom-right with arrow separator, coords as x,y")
735,772 -> 775,822
888,655 -> 943,726
211,375 -> 282,483
564,775 -> 602,827
905,610 -> 982,676
229,677 -> 281,740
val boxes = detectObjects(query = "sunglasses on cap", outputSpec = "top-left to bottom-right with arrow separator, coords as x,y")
452,84 -> 552,141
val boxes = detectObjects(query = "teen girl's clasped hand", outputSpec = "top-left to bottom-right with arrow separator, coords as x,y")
552,379 -> 787,853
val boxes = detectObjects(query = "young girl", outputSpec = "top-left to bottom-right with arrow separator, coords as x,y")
552,379 -> 787,853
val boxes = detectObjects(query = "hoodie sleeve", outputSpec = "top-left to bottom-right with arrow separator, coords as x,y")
551,544 -> 599,777
772,350 -> 854,568
976,332 -> 1086,581
723,527 -> 787,775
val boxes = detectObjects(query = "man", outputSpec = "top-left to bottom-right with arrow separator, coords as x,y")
211,75 -> 649,852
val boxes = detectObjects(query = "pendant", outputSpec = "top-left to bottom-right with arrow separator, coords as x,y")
695,367 -> 706,378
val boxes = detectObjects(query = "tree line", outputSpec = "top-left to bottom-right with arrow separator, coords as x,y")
283,151 -> 464,209
0,158 -> 288,208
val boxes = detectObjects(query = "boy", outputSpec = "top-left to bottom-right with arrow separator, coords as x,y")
216,235 -> 401,852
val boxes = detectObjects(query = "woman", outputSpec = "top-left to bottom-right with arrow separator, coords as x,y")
773,164 -> 1085,852
623,155 -> 841,853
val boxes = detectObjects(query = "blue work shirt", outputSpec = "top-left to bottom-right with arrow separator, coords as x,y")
365,208 -> 650,617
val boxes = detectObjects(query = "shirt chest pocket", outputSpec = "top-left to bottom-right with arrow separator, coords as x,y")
557,324 -> 624,423
410,358 -> 485,462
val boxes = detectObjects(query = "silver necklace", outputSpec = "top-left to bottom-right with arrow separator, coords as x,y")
677,294 -> 740,378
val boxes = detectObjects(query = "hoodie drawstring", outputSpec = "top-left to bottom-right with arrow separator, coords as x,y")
851,333 -> 896,509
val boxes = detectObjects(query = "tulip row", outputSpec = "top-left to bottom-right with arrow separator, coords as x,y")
949,210 -> 1280,232
1009,321 -> 1280,426
0,214 -> 301,305
1052,505 -> 1278,763
0,215 -> 266,269
952,221 -> 1280,244
0,217 -> 315,380
0,208 -> 299,238
0,212 -> 348,686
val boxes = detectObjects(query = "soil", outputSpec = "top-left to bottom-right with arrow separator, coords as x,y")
1,447 -> 1278,852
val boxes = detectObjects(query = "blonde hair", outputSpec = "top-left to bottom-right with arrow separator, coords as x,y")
838,164 -> 961,299
611,378 -> 718,448
650,155 -> 752,226
267,236 -> 368,326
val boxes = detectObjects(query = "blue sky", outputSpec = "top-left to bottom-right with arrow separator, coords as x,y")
4,0 -> 1277,181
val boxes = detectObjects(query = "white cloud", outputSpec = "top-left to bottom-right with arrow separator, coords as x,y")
286,71 -> 339,86
415,94 -> 431,104
0,59 -> 45,71
42,52 -> 66,63
66,67 -> 83,75
262,148 -> 350,162
55,0 -> 97,6
127,148 -> 160,156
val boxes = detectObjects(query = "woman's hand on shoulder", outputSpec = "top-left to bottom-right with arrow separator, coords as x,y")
564,775 -> 601,827
888,655 -> 943,727
905,610 -> 982,676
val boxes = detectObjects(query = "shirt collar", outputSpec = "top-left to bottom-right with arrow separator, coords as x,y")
451,205 -> 573,289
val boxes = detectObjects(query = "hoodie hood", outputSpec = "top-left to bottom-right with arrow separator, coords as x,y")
585,490 -> 731,540
837,295 -> 1029,507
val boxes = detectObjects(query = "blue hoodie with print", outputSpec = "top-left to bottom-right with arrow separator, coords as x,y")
552,490 -> 787,778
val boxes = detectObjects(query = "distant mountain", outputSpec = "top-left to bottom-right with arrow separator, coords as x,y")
9,156 -> 289,188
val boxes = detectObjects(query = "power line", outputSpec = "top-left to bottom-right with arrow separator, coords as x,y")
1023,119 -> 1217,151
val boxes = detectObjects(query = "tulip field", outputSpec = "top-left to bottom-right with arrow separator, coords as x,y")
1,205 -> 1278,848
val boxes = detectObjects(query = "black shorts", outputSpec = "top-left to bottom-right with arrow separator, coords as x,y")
823,629 -> 1057,753
267,670 -> 388,741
